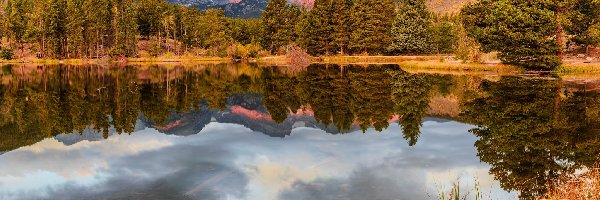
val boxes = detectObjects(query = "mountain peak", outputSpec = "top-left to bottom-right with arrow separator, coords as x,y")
167,0 -> 470,18
167,0 -> 313,18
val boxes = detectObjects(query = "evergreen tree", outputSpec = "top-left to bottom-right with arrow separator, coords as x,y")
3,0 -> 30,57
349,0 -> 395,54
135,0 -> 164,39
24,0 -> 46,56
295,7 -> 314,52
306,0 -> 335,55
567,0 -> 600,53
83,0 -> 114,58
111,0 -> 138,57
388,0 -> 434,54
284,4 -> 302,44
66,0 -> 86,58
433,18 -> 457,54
331,0 -> 352,55
179,6 -> 205,48
461,0 -> 561,70
228,18 -> 262,45
46,0 -> 67,58
261,0 -> 288,53
200,9 -> 232,56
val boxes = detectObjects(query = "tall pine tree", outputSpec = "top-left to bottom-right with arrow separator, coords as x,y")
111,0 -> 138,57
284,4 -> 302,44
349,0 -> 395,55
3,0 -> 30,57
261,0 -> 288,53
388,0 -> 434,54
308,0 -> 335,55
331,0 -> 352,54
461,0 -> 561,70
66,0 -> 86,58
46,0 -> 67,58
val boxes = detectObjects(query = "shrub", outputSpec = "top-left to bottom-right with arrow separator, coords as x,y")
149,42 -> 161,57
285,44 -> 311,68
541,167 -> 600,200
227,43 -> 263,60
1,48 -> 13,60
162,52 -> 176,59
245,43 -> 262,58
227,43 -> 245,60
455,24 -> 482,63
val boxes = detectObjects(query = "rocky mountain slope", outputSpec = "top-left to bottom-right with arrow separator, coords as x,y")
167,0 -> 471,18
427,0 -> 476,13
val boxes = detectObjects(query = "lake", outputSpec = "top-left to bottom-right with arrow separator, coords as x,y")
0,63 -> 598,200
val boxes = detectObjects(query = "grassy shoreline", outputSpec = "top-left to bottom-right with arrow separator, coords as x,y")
1,55 -> 599,73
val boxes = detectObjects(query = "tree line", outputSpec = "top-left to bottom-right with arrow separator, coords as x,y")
0,0 -> 261,59
0,64 -> 465,150
264,0 -> 600,69
461,0 -> 600,69
262,0 -> 464,55
462,76 -> 600,198
1,0 -> 599,69
4,64 -> 600,198
0,0 -> 468,59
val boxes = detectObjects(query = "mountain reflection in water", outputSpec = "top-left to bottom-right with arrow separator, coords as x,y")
0,63 -> 599,199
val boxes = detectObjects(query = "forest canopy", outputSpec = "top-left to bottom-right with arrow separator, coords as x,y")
0,0 -> 599,69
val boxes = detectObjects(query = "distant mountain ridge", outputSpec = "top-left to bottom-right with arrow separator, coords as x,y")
167,0 -> 471,18
427,0 -> 476,14
166,0 -> 269,18
52,93 -> 453,146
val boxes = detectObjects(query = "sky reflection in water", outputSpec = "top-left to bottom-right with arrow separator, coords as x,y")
3,63 -> 599,199
0,120 -> 513,200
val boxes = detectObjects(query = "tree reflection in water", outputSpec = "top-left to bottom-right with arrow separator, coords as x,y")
461,76 -> 600,199
1,64 -> 600,198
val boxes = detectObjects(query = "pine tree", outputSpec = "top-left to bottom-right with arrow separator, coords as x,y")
567,0 -> 600,53
331,0 -> 352,54
461,0 -> 561,70
308,0 -> 335,55
349,0 -> 395,55
24,0 -> 47,57
388,0 -> 434,54
85,0 -> 114,57
295,8 -> 314,52
3,0 -> 30,57
46,0 -> 67,58
135,0 -> 163,39
284,4 -> 302,44
432,15 -> 457,54
111,0 -> 138,57
66,0 -> 86,58
261,0 -> 287,53
201,9 -> 231,56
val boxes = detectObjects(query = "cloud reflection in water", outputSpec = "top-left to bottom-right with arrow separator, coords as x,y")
0,120 -> 514,200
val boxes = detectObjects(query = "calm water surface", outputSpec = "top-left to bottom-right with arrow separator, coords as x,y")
0,64 -> 598,200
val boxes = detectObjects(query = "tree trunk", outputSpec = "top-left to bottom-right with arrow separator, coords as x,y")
586,45 -> 590,55
113,0 -> 119,47
556,6 -> 564,61
66,38 -> 69,59
20,42 -> 24,59
553,80 -> 562,125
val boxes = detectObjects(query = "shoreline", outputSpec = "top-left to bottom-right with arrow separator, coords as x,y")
1,55 -> 599,73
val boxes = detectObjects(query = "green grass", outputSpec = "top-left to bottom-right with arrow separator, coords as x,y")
399,60 -> 519,72
0,58 -> 95,64
436,180 -> 484,200
556,63 -> 600,73
127,56 -> 229,63
319,55 -> 443,63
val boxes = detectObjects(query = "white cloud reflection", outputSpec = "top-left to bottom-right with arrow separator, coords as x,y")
0,120 -> 516,200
